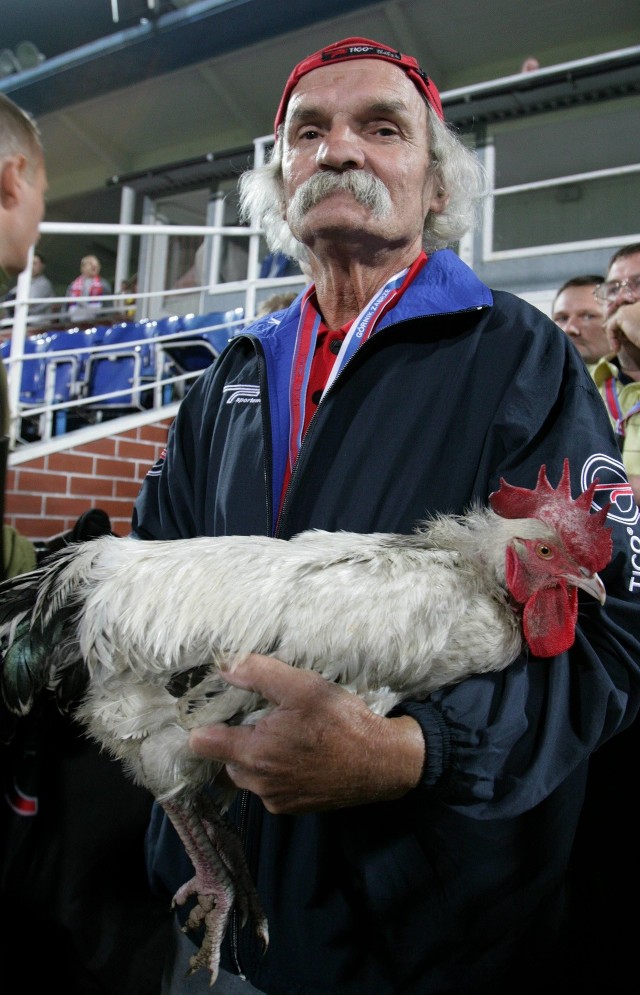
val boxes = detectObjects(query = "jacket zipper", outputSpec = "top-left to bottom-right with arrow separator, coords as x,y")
229,336 -> 270,977
229,789 -> 251,976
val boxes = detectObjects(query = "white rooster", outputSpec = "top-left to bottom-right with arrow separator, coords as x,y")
0,459 -> 612,983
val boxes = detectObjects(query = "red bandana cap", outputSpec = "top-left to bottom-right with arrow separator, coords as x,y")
274,36 -> 444,133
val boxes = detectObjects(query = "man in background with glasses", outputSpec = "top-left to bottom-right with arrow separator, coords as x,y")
551,274 -> 609,371
591,242 -> 640,505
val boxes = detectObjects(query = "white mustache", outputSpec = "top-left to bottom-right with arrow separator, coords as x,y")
288,171 -> 393,222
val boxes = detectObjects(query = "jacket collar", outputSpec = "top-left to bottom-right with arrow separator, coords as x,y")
591,354 -> 627,388
250,248 -> 492,348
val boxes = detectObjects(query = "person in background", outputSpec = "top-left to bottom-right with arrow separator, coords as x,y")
256,259 -> 312,318
119,272 -> 138,320
256,290 -> 299,317
551,274 -> 609,370
520,56 -> 540,72
25,250 -> 55,317
65,252 -> 112,322
591,242 -> 640,506
135,37 -> 640,995
28,251 -> 53,303
2,250 -> 55,324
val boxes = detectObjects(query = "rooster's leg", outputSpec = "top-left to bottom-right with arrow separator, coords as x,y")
163,799 -> 231,982
162,798 -> 268,983
198,793 -> 269,944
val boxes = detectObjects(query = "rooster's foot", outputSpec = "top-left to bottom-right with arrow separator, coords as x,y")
164,797 -> 268,984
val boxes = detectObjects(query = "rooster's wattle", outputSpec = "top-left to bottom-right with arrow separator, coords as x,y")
0,459 -> 612,982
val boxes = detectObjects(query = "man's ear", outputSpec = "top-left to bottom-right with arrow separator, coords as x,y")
0,154 -> 27,210
428,182 -> 449,217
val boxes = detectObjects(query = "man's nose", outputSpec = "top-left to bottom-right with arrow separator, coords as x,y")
556,318 -> 578,336
609,283 -> 637,311
618,286 -> 636,304
316,127 -> 365,170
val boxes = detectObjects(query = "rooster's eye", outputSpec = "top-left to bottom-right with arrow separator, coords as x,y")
536,543 -> 553,559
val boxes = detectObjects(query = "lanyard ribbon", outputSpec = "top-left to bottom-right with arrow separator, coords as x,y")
287,252 -> 427,471
604,376 -> 640,438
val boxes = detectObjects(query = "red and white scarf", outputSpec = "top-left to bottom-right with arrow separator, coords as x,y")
69,275 -> 104,298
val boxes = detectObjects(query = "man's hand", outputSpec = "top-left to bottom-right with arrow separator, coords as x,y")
605,300 -> 640,354
189,654 -> 425,815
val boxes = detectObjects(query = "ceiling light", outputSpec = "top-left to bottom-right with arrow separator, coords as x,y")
0,49 -> 21,78
14,41 -> 46,71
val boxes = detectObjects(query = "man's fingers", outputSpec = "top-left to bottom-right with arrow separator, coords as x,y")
222,652 -> 322,703
189,719 -> 255,762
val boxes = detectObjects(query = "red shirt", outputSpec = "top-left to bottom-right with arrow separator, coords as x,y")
279,322 -> 348,509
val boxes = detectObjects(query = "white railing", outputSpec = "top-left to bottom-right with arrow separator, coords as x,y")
2,210 -> 307,459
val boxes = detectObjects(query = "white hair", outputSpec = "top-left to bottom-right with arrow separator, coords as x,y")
238,106 -> 488,262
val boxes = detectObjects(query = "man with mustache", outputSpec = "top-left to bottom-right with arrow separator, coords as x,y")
135,38 -> 640,995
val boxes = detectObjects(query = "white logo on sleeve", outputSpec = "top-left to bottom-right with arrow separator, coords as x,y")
581,453 -> 639,527
223,384 -> 260,405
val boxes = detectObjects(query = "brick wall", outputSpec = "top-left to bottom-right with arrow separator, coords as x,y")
5,418 -> 174,540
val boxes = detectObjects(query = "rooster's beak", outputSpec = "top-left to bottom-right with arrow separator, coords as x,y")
572,571 -> 606,605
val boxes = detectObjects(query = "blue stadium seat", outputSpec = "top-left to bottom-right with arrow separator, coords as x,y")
116,318 -> 163,379
1,333 -> 51,404
83,321 -> 161,411
147,314 -> 185,348
161,309 -> 243,374
42,329 -> 86,435
45,329 -> 87,403
74,324 -> 113,376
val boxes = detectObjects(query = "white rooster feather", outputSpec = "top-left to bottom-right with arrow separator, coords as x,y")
0,460 -> 612,982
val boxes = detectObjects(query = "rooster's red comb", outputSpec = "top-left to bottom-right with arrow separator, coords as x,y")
489,459 -> 612,573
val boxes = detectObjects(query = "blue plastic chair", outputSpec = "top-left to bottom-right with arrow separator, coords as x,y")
161,309 -> 243,374
40,329 -> 86,435
2,334 -> 52,404
84,321 -> 160,410
44,329 -> 88,403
